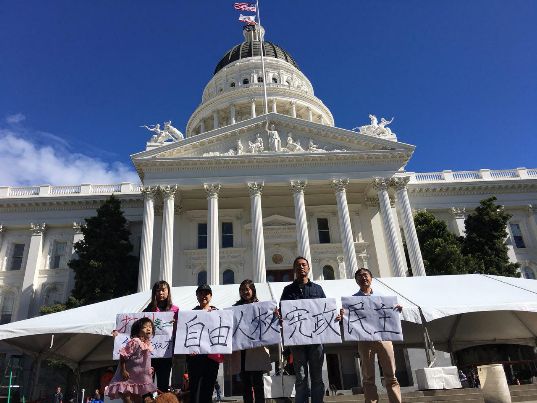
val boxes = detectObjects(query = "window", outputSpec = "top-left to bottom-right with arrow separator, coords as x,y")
9,244 -> 25,271
0,293 -> 15,324
510,224 -> 526,248
522,267 -> 536,280
323,265 -> 335,280
222,222 -> 233,248
257,76 -> 263,83
230,82 -> 235,88
242,78 -> 249,85
272,77 -> 278,84
197,223 -> 208,249
223,269 -> 235,285
50,241 -> 67,269
317,218 -> 331,244
197,271 -> 207,286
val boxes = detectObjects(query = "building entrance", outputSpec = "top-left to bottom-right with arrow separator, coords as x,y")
266,269 -> 294,282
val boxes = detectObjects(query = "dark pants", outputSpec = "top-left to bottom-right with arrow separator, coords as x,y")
240,371 -> 265,403
153,357 -> 173,392
187,355 -> 219,403
291,344 -> 325,403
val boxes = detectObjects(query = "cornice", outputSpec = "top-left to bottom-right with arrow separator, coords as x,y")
407,182 -> 537,197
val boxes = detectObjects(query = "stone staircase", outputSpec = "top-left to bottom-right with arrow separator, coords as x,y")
264,383 -> 537,403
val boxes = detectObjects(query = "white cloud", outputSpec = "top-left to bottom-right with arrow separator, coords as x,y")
5,113 -> 26,124
0,127 -> 139,186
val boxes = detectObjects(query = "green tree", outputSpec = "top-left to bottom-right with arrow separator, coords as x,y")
462,197 -> 520,277
69,195 -> 139,305
414,211 -> 477,275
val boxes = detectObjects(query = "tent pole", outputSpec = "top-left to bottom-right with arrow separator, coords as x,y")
267,282 -> 285,394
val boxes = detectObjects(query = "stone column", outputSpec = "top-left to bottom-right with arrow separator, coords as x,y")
0,225 -> 4,254
373,178 -> 406,277
213,112 -> 219,130
271,99 -> 277,113
17,223 -> 46,321
392,177 -> 426,276
308,107 -> 313,122
250,98 -> 256,118
248,182 -> 266,283
337,256 -> 346,279
159,185 -> 178,285
200,120 -> 205,134
230,105 -> 236,125
290,180 -> 312,276
291,101 -> 297,118
138,187 -> 156,292
205,184 -> 221,285
450,207 -> 467,236
331,179 -> 359,279
527,205 -> 537,246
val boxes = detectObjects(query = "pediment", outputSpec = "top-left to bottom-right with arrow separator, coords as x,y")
244,214 -> 296,230
131,113 -> 414,163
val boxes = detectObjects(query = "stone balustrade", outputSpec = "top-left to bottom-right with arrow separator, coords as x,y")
0,182 -> 142,198
409,168 -> 536,183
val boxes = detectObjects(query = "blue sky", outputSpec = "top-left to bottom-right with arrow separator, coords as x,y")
1,0 -> 536,185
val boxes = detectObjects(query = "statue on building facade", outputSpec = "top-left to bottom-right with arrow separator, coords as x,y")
267,124 -> 282,152
142,121 -> 184,144
286,133 -> 303,152
356,114 -> 396,140
163,121 -> 184,140
248,135 -> 264,153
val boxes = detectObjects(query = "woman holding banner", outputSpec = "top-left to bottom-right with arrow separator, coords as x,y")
231,280 -> 271,403
187,284 -> 222,403
143,281 -> 179,393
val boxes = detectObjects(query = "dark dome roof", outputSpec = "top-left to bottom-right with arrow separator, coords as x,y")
214,41 -> 300,75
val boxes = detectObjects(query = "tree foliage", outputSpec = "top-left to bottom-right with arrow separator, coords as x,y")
462,197 -> 520,277
68,195 -> 139,305
414,211 -> 476,275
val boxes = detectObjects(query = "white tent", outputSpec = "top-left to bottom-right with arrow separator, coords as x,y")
1,275 -> 536,370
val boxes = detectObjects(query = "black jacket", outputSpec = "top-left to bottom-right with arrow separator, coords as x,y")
280,279 -> 326,301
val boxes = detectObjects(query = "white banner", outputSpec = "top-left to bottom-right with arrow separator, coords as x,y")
174,310 -> 234,354
342,296 -> 403,342
113,312 -> 175,359
281,298 -> 342,346
227,301 -> 281,351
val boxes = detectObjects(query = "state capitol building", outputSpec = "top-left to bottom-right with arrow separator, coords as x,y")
0,25 -> 536,389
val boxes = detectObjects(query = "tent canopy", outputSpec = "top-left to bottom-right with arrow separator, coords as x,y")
0,274 -> 536,369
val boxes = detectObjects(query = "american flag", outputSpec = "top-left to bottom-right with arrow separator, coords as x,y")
234,2 -> 257,12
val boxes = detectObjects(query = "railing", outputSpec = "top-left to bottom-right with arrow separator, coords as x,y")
50,185 -> 81,195
490,169 -> 517,179
527,169 -> 537,177
411,168 -> 536,183
8,186 -> 39,196
91,184 -> 122,193
453,171 -> 481,180
414,172 -> 443,181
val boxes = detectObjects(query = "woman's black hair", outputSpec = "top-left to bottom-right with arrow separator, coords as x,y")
130,317 -> 155,338
235,279 -> 258,305
145,280 -> 173,312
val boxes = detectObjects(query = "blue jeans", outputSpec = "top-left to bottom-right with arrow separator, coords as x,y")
291,344 -> 325,403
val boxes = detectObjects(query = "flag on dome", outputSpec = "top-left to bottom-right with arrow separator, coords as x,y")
238,14 -> 257,25
234,3 -> 257,12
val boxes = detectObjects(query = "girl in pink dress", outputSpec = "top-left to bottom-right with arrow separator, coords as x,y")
107,318 -> 157,403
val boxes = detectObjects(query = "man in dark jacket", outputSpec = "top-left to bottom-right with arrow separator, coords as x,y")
280,256 -> 326,403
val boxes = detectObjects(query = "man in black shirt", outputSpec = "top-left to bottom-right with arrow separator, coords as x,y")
280,257 -> 326,403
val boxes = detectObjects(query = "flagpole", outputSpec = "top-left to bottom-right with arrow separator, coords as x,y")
256,0 -> 269,116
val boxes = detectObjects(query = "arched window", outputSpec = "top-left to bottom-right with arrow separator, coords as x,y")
0,292 -> 15,324
323,265 -> 335,280
257,76 -> 264,83
230,82 -> 235,88
197,271 -> 207,286
223,269 -> 235,285
272,77 -> 278,84
242,78 -> 249,85
522,267 -> 536,279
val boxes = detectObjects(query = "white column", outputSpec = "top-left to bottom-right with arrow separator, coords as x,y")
16,223 -> 46,321
337,256 -> 346,279
0,225 -> 4,255
527,205 -> 537,247
291,102 -> 297,118
307,107 -> 313,122
373,178 -> 406,277
250,98 -> 256,118
138,187 -> 156,292
230,104 -> 236,125
205,184 -> 221,285
213,112 -> 219,130
159,185 -> 177,285
392,177 -> 426,276
200,119 -> 205,134
450,207 -> 467,236
290,180 -> 312,276
248,182 -> 266,283
271,99 -> 277,113
331,179 -> 359,279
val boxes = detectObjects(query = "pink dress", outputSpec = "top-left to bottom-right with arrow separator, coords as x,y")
107,337 -> 156,398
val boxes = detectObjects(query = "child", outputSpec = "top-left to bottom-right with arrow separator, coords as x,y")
107,317 -> 157,403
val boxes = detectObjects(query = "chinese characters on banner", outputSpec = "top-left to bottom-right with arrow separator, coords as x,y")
227,301 -> 281,351
113,312 -> 175,359
281,298 -> 341,346
174,310 -> 234,355
342,296 -> 403,342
